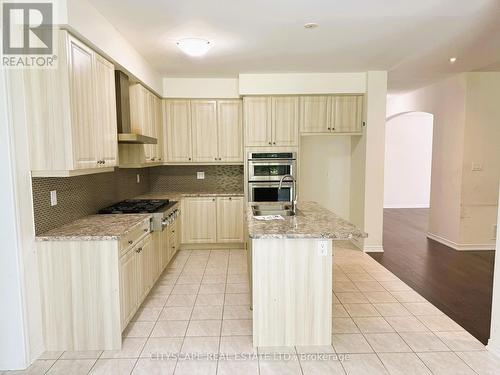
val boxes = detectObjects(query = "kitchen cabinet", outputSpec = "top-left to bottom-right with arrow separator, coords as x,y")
119,245 -> 138,328
94,54 -> 118,167
182,197 -> 217,243
244,97 -> 272,146
164,99 -> 243,163
182,196 -> 244,244
244,96 -> 298,147
217,100 -> 243,162
191,100 -> 219,162
300,95 -> 364,134
330,95 -> 364,133
216,196 -> 244,242
272,97 -> 299,146
299,96 -> 329,133
129,84 -> 163,163
24,30 -> 118,176
164,99 -> 193,162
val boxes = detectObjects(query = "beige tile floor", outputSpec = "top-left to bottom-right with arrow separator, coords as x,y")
6,242 -> 500,375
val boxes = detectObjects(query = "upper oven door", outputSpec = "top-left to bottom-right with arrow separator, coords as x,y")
248,160 -> 296,181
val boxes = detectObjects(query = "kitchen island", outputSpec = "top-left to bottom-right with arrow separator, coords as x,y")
246,201 -> 366,347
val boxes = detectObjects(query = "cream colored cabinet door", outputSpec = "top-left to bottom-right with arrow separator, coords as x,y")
129,84 -> 148,135
272,96 -> 298,146
191,100 -> 218,162
136,236 -> 152,303
119,248 -> 137,329
217,100 -> 243,162
182,198 -> 217,243
94,53 -> 118,167
154,95 -> 163,162
331,95 -> 364,133
160,225 -> 170,269
164,100 -> 193,162
216,197 -> 244,242
151,231 -> 162,281
144,92 -> 157,163
244,97 -> 272,147
67,35 -> 100,169
300,96 -> 330,133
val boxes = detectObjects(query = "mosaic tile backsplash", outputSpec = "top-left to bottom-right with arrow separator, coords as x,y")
32,169 -> 150,235
149,165 -> 244,193
32,165 -> 244,235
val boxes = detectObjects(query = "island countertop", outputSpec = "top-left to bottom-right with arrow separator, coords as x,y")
36,214 -> 152,241
247,201 -> 367,240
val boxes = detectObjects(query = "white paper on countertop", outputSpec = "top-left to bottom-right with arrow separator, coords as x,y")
253,215 -> 285,221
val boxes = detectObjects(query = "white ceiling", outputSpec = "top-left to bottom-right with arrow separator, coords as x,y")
88,0 -> 500,92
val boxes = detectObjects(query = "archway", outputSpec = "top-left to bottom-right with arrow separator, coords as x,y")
384,111 -> 434,208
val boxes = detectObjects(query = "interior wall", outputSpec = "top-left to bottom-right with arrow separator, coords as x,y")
384,112 -> 433,208
299,136 -> 352,220
163,78 -> 239,98
63,0 -> 163,94
460,72 -> 500,246
387,74 -> 467,245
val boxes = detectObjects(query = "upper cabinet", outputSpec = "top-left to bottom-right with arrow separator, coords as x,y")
163,99 -> 243,163
23,31 -> 118,177
129,84 -> 163,163
164,100 -> 192,162
300,95 -> 364,134
191,100 -> 218,162
244,96 -> 298,147
217,100 -> 243,162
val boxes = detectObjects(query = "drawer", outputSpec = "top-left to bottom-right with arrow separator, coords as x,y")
120,218 -> 151,255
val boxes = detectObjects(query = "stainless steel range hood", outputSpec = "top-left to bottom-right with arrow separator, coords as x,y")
115,70 -> 157,145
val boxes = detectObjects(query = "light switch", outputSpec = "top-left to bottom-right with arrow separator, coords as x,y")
197,171 -> 205,180
471,162 -> 483,172
50,190 -> 57,206
317,240 -> 328,256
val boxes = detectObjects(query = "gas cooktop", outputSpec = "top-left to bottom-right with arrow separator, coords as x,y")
98,199 -> 174,214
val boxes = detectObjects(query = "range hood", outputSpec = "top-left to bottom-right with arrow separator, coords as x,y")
115,70 -> 157,145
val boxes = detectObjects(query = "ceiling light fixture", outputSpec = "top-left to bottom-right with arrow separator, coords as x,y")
176,38 -> 211,57
449,57 -> 457,63
304,23 -> 319,29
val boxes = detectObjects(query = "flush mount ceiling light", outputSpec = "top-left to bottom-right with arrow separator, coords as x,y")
176,38 -> 211,57
304,23 -> 319,29
449,57 -> 457,63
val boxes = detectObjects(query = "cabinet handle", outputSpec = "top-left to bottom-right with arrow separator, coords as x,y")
327,127 -> 331,130
128,240 -> 133,245
188,157 -> 192,161
229,197 -> 232,200
273,142 -> 276,145
214,157 -> 218,161
213,199 -> 216,201
143,228 -> 148,232
268,141 -> 272,145
136,247 -> 143,253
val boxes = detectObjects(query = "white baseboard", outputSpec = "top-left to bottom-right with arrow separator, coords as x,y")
427,233 -> 495,251
363,245 -> 384,253
383,204 -> 430,209
487,338 -> 500,359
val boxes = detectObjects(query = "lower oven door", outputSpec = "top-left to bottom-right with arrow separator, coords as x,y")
248,182 -> 294,202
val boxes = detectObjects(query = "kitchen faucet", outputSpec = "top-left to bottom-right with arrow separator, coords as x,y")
278,174 -> 297,215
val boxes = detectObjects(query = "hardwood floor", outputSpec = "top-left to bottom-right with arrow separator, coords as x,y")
369,208 -> 495,344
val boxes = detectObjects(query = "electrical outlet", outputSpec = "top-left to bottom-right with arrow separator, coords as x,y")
197,171 -> 205,180
136,174 -> 140,183
50,190 -> 57,206
493,224 -> 498,240
317,240 -> 328,256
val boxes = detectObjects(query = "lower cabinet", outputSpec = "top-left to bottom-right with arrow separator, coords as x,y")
182,196 -> 244,244
119,246 -> 138,329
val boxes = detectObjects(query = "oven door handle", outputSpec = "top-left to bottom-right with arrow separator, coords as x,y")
248,182 -> 293,188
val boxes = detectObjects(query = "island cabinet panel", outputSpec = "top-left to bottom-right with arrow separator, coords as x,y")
251,238 -> 332,346
120,246 -> 138,329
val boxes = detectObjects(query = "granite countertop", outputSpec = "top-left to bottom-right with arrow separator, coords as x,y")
36,214 -> 152,241
134,191 -> 245,201
247,201 -> 367,240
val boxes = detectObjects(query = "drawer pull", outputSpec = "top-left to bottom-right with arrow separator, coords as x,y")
143,228 -> 148,232
136,247 -> 143,253
128,240 -> 133,245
